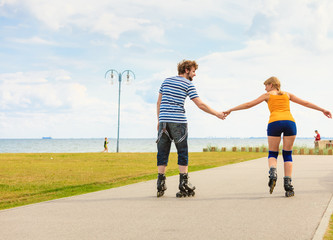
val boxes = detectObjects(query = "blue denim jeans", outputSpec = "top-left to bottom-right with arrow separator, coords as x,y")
157,122 -> 188,166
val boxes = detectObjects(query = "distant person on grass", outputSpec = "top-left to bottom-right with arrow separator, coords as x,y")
156,59 -> 225,198
103,137 -> 109,152
314,130 -> 321,149
223,76 -> 331,197
314,130 -> 321,142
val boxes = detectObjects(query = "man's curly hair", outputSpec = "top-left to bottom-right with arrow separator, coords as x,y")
177,60 -> 198,75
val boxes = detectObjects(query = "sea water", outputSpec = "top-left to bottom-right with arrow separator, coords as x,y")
0,138 -> 317,153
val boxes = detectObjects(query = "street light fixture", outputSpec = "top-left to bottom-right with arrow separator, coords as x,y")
104,69 -> 136,152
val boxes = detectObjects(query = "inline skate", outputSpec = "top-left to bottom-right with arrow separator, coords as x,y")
157,173 -> 167,197
284,176 -> 294,197
176,173 -> 196,198
268,167 -> 277,194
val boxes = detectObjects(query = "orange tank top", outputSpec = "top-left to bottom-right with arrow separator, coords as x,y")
267,93 -> 295,123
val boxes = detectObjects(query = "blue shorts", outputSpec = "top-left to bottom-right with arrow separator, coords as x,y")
267,120 -> 297,137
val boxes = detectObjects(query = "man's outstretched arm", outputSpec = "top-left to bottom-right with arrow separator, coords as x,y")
192,97 -> 225,119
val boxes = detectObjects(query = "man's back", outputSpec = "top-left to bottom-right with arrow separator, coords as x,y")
158,76 -> 198,123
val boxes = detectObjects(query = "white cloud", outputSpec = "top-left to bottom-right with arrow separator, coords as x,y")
9,36 -> 57,45
0,0 -> 259,43
247,1 -> 333,52
0,0 -> 16,8
200,25 -> 233,41
1,0 -> 167,41
0,70 -> 107,111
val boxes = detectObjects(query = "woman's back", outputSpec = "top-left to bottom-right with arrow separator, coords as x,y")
267,93 -> 295,123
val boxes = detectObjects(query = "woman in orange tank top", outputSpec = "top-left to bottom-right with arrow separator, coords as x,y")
223,76 -> 331,197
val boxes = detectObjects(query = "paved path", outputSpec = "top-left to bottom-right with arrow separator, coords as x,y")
0,155 -> 333,240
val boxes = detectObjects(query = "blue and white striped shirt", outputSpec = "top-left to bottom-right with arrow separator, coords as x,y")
158,76 -> 199,123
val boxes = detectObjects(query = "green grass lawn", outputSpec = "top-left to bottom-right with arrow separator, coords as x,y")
0,151 -> 265,210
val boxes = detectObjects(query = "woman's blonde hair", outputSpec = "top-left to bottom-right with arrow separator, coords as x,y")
264,76 -> 283,95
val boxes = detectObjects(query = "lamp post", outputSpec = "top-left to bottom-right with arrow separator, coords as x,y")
104,69 -> 135,152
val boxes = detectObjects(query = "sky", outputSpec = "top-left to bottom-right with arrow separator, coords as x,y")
0,0 -> 332,139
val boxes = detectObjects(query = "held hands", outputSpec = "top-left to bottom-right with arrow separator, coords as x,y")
216,112 -> 227,120
223,110 -> 231,118
216,111 -> 232,120
215,110 -> 232,120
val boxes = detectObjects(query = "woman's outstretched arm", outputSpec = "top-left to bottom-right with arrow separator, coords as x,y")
288,93 -> 332,118
223,93 -> 269,117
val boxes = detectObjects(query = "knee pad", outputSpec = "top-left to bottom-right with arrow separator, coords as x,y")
268,151 -> 279,159
282,150 -> 293,162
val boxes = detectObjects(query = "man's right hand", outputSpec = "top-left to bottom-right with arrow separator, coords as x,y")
216,112 -> 226,120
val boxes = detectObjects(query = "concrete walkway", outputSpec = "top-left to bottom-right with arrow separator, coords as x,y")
0,155 -> 332,240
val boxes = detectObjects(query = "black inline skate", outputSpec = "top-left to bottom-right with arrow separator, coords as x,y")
157,173 -> 167,197
268,167 -> 277,194
284,176 -> 294,197
176,173 -> 196,198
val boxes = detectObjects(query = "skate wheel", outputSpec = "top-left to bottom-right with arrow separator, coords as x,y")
176,192 -> 186,198
187,191 -> 195,197
285,191 -> 294,197
157,191 -> 164,197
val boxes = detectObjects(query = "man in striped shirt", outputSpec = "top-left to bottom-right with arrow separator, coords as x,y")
156,60 -> 225,198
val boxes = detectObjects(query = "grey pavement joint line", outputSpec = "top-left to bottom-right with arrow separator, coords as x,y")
312,193 -> 333,240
